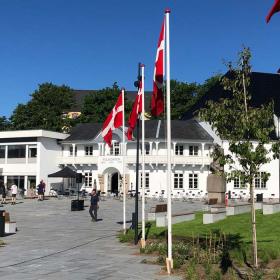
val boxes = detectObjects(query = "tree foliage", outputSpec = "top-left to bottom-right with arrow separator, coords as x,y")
79,83 -> 133,123
10,83 -> 74,132
0,116 -> 10,131
199,48 -> 277,268
170,76 -> 221,120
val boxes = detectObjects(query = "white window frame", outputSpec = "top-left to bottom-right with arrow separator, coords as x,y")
140,172 -> 150,189
110,142 -> 120,156
85,146 -> 93,156
84,172 -> 93,188
69,145 -> 77,156
255,172 -> 267,189
174,173 -> 183,189
175,145 -> 184,156
189,173 -> 198,189
189,145 -> 199,156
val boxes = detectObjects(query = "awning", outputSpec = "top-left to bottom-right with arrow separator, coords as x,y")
48,166 -> 77,178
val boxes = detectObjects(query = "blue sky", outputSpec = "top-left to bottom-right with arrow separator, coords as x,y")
0,0 -> 279,117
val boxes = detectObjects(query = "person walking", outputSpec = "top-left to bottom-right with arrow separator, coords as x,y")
37,180 -> 45,201
89,189 -> 99,222
0,180 -> 6,204
11,183 -> 18,205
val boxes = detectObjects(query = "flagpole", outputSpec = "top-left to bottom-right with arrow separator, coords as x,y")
165,8 -> 173,274
122,88 -> 126,234
140,64 -> 146,248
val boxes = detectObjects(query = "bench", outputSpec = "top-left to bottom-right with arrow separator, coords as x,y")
148,204 -> 167,221
156,212 -> 195,227
226,204 -> 251,216
203,211 -> 226,224
4,212 -> 17,234
263,203 -> 280,215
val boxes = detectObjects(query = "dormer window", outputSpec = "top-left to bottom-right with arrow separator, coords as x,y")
85,146 -> 93,156
189,145 -> 198,156
110,142 -> 120,156
175,145 -> 184,155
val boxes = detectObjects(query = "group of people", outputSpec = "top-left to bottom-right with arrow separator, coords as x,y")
0,180 -> 18,205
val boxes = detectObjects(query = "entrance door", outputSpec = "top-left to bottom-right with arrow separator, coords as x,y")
111,173 -> 119,196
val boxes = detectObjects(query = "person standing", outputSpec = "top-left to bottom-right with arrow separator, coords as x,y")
37,180 -> 44,201
89,189 -> 99,222
0,180 -> 6,204
11,183 -> 18,205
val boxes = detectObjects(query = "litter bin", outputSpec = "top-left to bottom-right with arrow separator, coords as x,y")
71,200 -> 84,211
256,193 -> 263,202
0,210 -> 5,237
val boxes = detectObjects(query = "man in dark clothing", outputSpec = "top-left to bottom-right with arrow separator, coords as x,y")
89,189 -> 99,222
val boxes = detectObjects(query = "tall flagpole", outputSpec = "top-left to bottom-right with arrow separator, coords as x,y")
140,64 -> 146,248
165,8 -> 173,274
122,88 -> 126,234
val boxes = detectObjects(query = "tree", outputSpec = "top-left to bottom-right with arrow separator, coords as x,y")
169,77 -> 221,120
10,83 -> 74,132
199,48 -> 277,268
79,83 -> 133,123
0,116 -> 10,131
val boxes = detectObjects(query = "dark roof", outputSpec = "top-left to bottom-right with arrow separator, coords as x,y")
48,166 -> 77,178
139,119 -> 213,141
64,120 -> 213,142
182,72 -> 280,120
70,90 -> 152,112
64,123 -> 102,141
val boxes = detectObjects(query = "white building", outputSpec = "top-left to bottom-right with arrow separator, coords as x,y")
59,120 -> 213,198
0,130 -> 68,195
0,118 -> 279,200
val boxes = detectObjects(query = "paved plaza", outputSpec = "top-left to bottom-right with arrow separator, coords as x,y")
0,197 -> 204,280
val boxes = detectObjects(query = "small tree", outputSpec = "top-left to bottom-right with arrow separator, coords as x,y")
199,48 -> 277,268
0,116 -> 11,131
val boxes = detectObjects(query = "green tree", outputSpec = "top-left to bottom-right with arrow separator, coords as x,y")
80,83 -> 133,123
10,83 -> 74,132
0,116 -> 10,131
199,48 -> 277,268
169,77 -> 221,120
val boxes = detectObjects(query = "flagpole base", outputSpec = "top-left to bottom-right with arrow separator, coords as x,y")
140,238 -> 146,248
166,258 -> 173,275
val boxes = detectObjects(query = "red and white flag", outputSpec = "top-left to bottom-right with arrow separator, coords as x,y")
127,81 -> 143,140
151,20 -> 165,116
102,92 -> 123,146
266,0 -> 280,23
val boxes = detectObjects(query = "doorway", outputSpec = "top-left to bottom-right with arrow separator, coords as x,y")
111,173 -> 119,196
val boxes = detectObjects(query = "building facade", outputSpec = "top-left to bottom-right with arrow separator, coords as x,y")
0,130 -> 68,195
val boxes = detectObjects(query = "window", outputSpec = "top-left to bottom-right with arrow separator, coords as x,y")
189,145 -> 199,156
233,173 -> 245,188
8,145 -> 26,158
0,146 -> 5,158
28,145 -> 37,158
174,173 -> 183,189
145,143 -> 150,155
84,172 -> 92,187
140,173 -> 150,189
189,173 -> 198,189
175,145 -> 184,155
255,172 -> 267,189
85,146 -> 93,156
69,145 -> 77,156
110,142 -> 120,155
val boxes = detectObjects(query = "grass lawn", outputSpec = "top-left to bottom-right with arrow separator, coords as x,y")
147,210 -> 280,254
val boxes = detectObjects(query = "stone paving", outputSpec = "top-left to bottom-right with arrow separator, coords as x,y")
0,197 -> 205,280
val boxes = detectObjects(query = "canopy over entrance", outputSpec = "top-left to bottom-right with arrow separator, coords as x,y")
48,166 -> 77,178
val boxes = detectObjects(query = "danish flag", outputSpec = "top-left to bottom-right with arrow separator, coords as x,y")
266,0 -> 280,23
151,20 -> 165,116
102,92 -> 123,146
127,81 -> 143,140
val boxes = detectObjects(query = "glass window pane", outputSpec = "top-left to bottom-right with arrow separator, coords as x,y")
8,145 -> 26,158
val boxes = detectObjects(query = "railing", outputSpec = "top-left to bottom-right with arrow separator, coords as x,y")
58,155 -> 211,166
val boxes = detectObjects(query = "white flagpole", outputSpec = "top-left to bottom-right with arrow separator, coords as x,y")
140,64 -> 146,248
165,9 -> 173,274
122,88 -> 126,234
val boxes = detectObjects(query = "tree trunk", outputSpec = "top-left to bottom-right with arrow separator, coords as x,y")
250,182 -> 258,268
